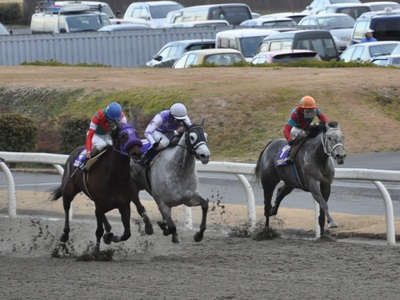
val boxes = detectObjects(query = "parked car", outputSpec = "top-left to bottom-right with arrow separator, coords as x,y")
30,2 -> 111,34
123,1 -> 183,28
172,48 -> 246,68
363,1 -> 400,11
258,30 -> 339,61
298,13 -> 356,52
146,39 -> 216,67
302,0 -> 361,15
259,12 -> 308,24
250,49 -> 321,64
391,44 -> 400,54
0,22 -> 11,35
339,41 -> 400,62
372,53 -> 400,67
163,3 -> 253,27
240,17 -> 297,28
316,3 -> 371,20
216,28 -> 280,61
351,11 -> 400,44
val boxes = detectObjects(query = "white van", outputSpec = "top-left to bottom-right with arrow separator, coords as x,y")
163,3 -> 253,27
30,3 -> 111,34
216,28 -> 280,61
123,1 -> 183,28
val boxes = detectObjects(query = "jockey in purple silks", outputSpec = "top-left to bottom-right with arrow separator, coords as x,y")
141,103 -> 192,166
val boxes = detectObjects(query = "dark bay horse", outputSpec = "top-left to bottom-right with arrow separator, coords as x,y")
254,121 -> 346,235
130,121 -> 211,243
49,123 -> 153,252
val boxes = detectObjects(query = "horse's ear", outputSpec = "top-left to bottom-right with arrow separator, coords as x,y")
199,118 -> 205,127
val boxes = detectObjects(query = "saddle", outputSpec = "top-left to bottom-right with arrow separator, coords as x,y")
73,149 -> 107,171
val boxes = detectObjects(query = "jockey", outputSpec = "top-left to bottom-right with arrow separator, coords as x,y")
141,103 -> 192,167
283,96 -> 329,163
85,102 -> 127,162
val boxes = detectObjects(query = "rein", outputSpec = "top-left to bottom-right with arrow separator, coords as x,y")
321,128 -> 344,156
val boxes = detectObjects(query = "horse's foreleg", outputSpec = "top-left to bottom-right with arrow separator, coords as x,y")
187,194 -> 208,242
156,203 -> 179,243
271,184 -> 293,216
311,183 -> 337,235
132,193 -> 153,235
109,206 -> 131,243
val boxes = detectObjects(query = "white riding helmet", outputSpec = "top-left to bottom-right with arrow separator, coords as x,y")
170,103 -> 187,120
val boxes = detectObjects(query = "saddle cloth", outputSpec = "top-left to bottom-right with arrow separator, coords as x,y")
276,145 -> 291,167
73,149 -> 107,171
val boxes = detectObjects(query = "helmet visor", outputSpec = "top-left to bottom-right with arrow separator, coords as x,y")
303,108 -> 316,119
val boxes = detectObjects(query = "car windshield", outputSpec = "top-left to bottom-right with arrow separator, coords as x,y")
369,44 -> 398,57
0,23 -> 9,35
150,4 -> 183,19
204,53 -> 243,65
67,15 -> 111,32
240,36 -> 266,57
316,16 -> 355,28
392,45 -> 400,55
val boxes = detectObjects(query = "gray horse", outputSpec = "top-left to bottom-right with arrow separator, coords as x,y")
254,121 -> 346,235
130,121 -> 211,243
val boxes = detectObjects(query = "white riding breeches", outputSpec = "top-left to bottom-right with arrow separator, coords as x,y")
290,127 -> 307,140
152,131 -> 170,150
91,134 -> 112,152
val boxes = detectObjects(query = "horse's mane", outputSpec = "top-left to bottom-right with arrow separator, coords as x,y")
306,120 -> 339,138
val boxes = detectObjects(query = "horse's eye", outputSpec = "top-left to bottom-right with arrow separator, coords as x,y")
190,132 -> 198,143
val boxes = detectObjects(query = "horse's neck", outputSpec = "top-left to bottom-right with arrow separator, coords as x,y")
175,136 -> 195,169
108,149 -> 130,182
307,134 -> 329,163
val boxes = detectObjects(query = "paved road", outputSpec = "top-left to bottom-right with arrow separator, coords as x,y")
1,152 -> 399,216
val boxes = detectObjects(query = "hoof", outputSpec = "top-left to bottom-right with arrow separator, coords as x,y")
103,232 -> 114,245
328,221 -> 338,228
145,222 -> 154,235
193,232 -> 203,242
157,221 -> 168,236
172,234 -> 180,244
60,234 -> 68,243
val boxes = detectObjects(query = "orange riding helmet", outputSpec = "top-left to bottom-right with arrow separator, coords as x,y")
300,96 -> 317,109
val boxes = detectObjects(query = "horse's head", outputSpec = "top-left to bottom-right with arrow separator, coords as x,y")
113,123 -> 143,156
185,119 -> 211,164
323,121 -> 346,165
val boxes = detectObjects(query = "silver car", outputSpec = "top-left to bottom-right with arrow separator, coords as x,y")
298,13 -> 356,52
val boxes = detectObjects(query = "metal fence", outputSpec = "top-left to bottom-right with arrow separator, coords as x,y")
0,27 -> 230,67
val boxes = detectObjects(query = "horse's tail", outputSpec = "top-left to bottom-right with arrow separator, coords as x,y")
48,185 -> 62,201
253,140 -> 272,184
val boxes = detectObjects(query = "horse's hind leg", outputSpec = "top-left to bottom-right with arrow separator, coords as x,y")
271,184 -> 294,216
261,179 -> 280,228
60,192 -> 78,243
187,194 -> 209,242
132,193 -> 153,235
94,209 -> 106,251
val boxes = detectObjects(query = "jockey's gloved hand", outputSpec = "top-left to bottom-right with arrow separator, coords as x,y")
288,140 -> 294,146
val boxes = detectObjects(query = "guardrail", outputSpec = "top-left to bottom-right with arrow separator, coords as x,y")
0,151 -> 398,245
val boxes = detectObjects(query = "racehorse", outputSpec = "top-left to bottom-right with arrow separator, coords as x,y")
130,120 -> 211,243
49,123 -> 153,252
254,121 -> 346,235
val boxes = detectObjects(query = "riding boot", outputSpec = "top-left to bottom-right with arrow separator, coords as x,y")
284,135 -> 306,164
141,146 -> 155,168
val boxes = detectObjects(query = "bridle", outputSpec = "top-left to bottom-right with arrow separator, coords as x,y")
182,125 -> 207,158
321,127 -> 344,157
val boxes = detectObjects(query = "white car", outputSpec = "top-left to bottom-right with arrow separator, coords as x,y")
363,1 -> 400,11
172,49 -> 246,68
372,53 -> 400,67
298,13 -> 355,52
339,41 -> 400,62
240,17 -> 297,28
302,0 -> 361,15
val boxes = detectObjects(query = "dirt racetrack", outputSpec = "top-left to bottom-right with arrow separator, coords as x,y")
1,190 -> 400,300
2,66 -> 400,299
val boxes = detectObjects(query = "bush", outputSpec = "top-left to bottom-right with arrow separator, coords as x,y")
58,116 -> 88,154
0,114 -> 38,152
0,3 -> 21,23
